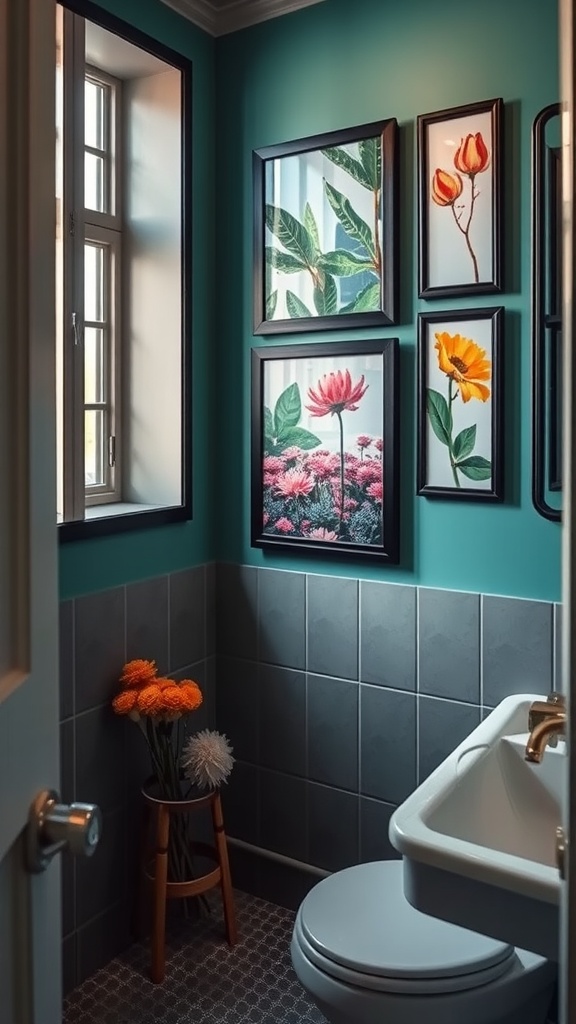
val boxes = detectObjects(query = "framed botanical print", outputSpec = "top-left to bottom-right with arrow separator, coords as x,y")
418,307 -> 503,501
251,339 -> 399,561
418,98 -> 503,298
253,119 -> 398,334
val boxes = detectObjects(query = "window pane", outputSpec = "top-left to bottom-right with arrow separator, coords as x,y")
85,151 -> 105,212
85,409 -> 105,487
85,79 -> 104,150
84,327 -> 104,404
84,243 -> 103,322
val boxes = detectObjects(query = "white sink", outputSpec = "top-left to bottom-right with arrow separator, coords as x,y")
389,694 -> 564,960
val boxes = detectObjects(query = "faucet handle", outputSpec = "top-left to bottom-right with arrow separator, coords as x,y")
528,693 -> 566,749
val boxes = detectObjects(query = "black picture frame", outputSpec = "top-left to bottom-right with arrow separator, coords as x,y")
251,339 -> 399,562
418,98 -> 503,299
253,119 -> 398,335
417,307 -> 503,502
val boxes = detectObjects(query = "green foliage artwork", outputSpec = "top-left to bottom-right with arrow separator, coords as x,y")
264,137 -> 383,320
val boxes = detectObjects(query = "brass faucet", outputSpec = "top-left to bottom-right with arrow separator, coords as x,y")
525,692 -> 566,763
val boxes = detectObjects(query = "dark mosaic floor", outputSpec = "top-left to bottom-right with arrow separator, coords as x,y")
63,891 -> 327,1024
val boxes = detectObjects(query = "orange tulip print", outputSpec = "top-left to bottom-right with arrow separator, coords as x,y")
430,128 -> 491,283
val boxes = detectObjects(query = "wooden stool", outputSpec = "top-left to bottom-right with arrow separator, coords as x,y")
142,782 -> 237,983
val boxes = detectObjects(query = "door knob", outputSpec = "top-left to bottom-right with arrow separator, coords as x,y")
26,789 -> 102,873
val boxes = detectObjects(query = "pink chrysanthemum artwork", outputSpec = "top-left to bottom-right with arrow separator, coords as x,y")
274,468 -> 314,498
275,517 -> 295,533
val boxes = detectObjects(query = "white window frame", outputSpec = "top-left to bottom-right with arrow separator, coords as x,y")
58,14 -> 122,521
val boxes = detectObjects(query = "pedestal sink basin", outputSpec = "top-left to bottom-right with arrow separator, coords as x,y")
389,694 -> 563,960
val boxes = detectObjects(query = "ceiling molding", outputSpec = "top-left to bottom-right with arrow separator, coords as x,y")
160,0 -> 327,37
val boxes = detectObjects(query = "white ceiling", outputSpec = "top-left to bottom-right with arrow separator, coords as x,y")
160,0 -> 327,37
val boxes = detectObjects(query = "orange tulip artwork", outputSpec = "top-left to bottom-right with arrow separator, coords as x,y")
430,130 -> 490,284
420,100 -> 501,294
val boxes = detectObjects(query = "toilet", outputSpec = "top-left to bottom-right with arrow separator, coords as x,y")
291,861 -> 557,1024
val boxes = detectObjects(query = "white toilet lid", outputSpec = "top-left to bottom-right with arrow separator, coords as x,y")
298,861 -> 514,988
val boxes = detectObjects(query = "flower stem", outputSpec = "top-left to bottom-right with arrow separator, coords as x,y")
450,177 -> 480,283
336,411 -> 345,534
447,379 -> 461,488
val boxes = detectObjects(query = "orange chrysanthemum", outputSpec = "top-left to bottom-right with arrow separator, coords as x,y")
179,681 -> 203,713
120,659 -> 158,689
136,683 -> 166,716
112,689 -> 139,716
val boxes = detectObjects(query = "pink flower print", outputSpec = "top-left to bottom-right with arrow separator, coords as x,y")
306,369 -> 368,417
274,468 -> 315,498
307,527 -> 338,541
281,446 -> 303,461
356,461 -> 382,486
304,452 -> 340,480
367,481 -> 383,502
300,519 -> 311,533
373,438 -> 383,452
356,435 -> 372,449
275,517 -> 295,533
263,455 -> 285,473
344,497 -> 358,512
263,512 -> 269,526
263,472 -> 276,487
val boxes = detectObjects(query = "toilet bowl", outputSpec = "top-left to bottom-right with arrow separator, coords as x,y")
291,861 -> 557,1024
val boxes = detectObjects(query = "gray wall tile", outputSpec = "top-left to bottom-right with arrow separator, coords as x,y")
307,674 -> 358,792
259,568 -> 305,670
418,697 -> 481,783
360,685 -> 416,803
126,575 -> 169,673
220,761 -> 260,846
74,587 -> 125,714
418,588 -> 480,703
360,582 -> 416,690
60,719 -> 75,802
308,784 -> 358,872
75,706 -> 125,815
206,562 -> 216,657
76,902 -> 131,987
170,566 -> 205,670
215,657 -> 259,763
260,770 -> 307,862
482,595 -> 553,706
217,563 -> 258,661
260,665 -> 306,776
62,933 -> 77,998
307,575 -> 358,680
360,797 -> 399,863
76,808 -> 126,928
60,600 -> 74,721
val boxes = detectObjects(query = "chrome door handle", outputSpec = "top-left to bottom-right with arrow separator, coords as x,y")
26,789 -> 102,873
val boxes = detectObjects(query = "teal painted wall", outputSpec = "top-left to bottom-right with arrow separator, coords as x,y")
59,0 -> 215,599
214,0 -> 562,601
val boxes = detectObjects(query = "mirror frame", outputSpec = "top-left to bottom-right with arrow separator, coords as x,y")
532,101 -> 562,522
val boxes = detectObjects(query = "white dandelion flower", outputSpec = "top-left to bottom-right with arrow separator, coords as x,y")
181,729 -> 235,790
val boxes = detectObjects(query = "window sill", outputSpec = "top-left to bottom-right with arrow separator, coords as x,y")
58,500 -> 190,542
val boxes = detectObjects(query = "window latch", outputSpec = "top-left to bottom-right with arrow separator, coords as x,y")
71,311 -> 83,346
108,436 -> 116,468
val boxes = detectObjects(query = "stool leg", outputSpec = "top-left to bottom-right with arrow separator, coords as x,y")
151,804 -> 170,983
211,792 -> 238,945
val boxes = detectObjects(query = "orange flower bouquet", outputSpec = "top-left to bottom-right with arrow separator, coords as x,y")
112,659 -> 204,884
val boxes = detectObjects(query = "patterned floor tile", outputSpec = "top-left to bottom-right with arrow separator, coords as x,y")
63,891 -> 327,1024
